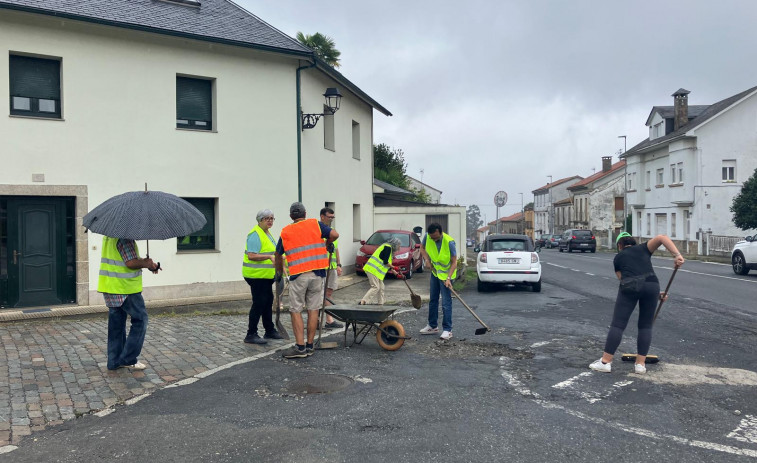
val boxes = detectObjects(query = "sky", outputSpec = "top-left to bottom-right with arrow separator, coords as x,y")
239,0 -> 757,224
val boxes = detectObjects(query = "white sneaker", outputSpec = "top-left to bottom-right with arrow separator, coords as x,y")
589,359 -> 611,373
118,361 -> 146,371
634,363 -> 646,374
439,330 -> 452,340
419,325 -> 439,335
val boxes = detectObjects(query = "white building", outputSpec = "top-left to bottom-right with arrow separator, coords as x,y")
532,176 -> 582,235
0,0 -> 390,308
623,87 -> 757,256
406,176 -> 442,204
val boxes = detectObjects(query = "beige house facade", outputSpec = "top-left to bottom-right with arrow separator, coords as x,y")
0,1 -> 390,309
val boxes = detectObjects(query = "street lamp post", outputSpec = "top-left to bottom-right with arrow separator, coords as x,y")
518,192 -> 524,234
618,135 -> 627,233
547,175 -> 553,235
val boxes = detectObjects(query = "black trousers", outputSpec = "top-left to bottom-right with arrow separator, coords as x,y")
244,277 -> 274,336
603,280 -> 660,356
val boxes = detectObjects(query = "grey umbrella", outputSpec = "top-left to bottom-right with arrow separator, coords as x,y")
83,189 -> 206,262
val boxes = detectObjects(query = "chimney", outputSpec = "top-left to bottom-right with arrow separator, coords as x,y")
672,88 -> 690,131
601,156 -> 612,172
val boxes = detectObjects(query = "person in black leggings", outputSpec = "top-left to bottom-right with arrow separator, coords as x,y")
590,233 -> 684,374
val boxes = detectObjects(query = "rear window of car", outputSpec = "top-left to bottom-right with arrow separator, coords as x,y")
489,239 -> 528,251
573,230 -> 592,237
366,232 -> 410,246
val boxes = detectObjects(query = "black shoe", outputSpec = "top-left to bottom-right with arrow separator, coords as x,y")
282,346 -> 308,359
324,321 -> 343,329
244,334 -> 267,345
264,331 -> 283,340
305,346 -> 315,356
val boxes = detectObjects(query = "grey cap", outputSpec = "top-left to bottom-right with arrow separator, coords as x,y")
289,201 -> 306,216
256,209 -> 274,222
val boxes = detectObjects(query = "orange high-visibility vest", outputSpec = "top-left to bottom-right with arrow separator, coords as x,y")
280,218 -> 329,275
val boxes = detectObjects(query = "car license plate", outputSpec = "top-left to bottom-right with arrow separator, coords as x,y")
498,258 -> 519,264
580,243 -> 588,247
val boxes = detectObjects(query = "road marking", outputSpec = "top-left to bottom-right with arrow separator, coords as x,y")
728,415 -> 757,444
530,341 -> 552,348
586,273 -> 595,276
552,372 -> 592,389
0,446 -> 18,454
654,266 -> 757,284
545,263 -> 569,269
499,357 -> 757,458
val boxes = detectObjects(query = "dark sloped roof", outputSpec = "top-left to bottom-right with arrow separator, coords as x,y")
568,160 -> 626,190
644,105 -> 709,126
554,197 -> 572,206
373,178 -> 412,195
532,175 -> 583,194
0,0 -> 311,54
625,85 -> 757,157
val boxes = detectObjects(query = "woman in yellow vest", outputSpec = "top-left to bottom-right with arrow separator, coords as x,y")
242,209 -> 283,344
419,223 -> 457,340
360,237 -> 402,305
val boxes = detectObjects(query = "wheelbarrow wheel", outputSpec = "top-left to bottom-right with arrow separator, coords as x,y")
376,320 -> 405,351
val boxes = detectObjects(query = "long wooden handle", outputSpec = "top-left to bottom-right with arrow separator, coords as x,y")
318,250 -> 334,346
653,267 -> 678,322
449,286 -> 490,331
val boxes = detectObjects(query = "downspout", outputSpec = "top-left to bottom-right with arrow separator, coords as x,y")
296,59 -> 317,202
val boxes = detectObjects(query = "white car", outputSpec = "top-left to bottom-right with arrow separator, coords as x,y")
732,233 -> 757,275
475,234 -> 542,292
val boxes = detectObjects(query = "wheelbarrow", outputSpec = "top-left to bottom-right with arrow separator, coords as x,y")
324,304 -> 410,351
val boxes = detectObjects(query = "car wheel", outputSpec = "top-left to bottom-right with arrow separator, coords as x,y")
477,277 -> 488,292
559,247 -> 564,253
532,279 -> 542,292
567,246 -> 573,253
405,261 -> 414,280
733,253 -> 750,275
590,248 -> 596,253
356,270 -> 365,276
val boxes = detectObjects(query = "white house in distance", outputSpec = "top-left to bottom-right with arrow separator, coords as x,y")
406,175 -> 442,204
0,0 -> 391,309
622,87 -> 757,256
566,156 -> 626,247
532,176 -> 582,236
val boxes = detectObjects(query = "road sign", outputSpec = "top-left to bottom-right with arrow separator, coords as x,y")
494,191 -> 508,207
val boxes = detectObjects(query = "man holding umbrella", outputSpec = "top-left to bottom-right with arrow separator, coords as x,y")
99,237 -> 160,370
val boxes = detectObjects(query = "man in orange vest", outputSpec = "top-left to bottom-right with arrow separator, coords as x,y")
275,202 -> 339,359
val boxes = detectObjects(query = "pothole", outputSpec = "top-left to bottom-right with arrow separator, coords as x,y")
284,374 -> 354,394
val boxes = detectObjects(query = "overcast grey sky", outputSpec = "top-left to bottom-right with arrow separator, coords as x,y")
240,0 -> 757,223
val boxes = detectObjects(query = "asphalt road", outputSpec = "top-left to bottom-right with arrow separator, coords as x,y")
5,250 -> 757,462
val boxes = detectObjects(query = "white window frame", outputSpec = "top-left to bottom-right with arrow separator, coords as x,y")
671,213 -> 676,237
677,162 -> 683,184
656,168 -> 664,186
670,164 -> 676,184
722,159 -> 736,182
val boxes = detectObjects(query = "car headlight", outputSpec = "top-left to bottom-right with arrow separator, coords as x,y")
356,250 -> 367,257
394,252 -> 409,259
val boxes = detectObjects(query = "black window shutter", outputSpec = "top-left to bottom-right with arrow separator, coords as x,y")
176,77 -> 212,122
10,55 -> 60,99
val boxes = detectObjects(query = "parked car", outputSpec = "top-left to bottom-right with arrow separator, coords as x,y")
355,230 -> 423,278
466,238 -> 475,248
559,229 -> 596,253
545,234 -> 562,249
732,233 -> 757,275
536,233 -> 551,248
474,234 -> 541,292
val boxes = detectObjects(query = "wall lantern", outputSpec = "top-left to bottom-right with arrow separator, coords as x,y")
301,87 -> 342,130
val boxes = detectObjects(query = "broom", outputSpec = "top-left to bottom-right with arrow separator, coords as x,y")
621,267 -> 678,364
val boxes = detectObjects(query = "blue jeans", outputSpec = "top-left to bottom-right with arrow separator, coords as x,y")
428,275 -> 453,332
107,293 -> 148,370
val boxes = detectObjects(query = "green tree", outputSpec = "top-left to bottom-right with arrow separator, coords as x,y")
373,143 -> 408,189
466,205 -> 483,237
410,187 -> 431,204
731,167 -> 757,230
296,32 -> 341,68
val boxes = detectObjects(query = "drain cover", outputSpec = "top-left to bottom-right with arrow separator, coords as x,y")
285,374 -> 354,394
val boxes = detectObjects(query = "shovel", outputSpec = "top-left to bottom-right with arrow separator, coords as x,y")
621,267 -> 679,364
273,276 -> 289,340
316,250 -> 339,350
395,267 -> 422,309
449,286 -> 490,335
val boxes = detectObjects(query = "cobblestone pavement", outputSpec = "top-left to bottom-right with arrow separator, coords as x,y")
0,272 -> 437,447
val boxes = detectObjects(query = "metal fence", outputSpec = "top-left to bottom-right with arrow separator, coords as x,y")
707,234 -> 741,254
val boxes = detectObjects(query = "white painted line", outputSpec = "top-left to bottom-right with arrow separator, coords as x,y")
654,266 -> 757,284
164,377 -> 199,388
124,394 -> 150,406
545,263 -> 569,269
571,268 -> 581,272
530,341 -> 551,348
586,273 -> 595,276
353,375 -> 373,384
0,445 -> 18,454
499,358 -> 757,459
552,372 -> 592,389
613,380 -> 634,389
728,415 -> 757,444
94,409 -> 114,417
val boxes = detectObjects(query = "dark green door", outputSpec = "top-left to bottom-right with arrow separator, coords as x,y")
2,197 -> 76,308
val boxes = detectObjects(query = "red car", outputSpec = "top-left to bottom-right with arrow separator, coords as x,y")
355,230 -> 424,278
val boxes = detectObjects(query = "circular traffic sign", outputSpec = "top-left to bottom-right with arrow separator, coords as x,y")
494,191 -> 508,207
